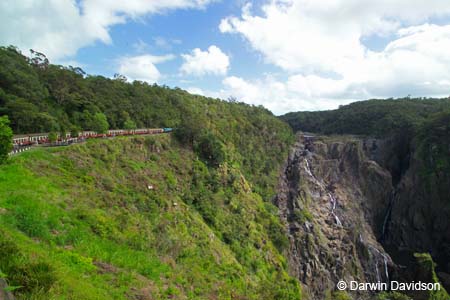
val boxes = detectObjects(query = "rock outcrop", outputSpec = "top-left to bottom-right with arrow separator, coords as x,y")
275,134 -> 394,299
275,133 -> 450,299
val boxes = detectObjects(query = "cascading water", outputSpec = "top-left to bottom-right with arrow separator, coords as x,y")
278,134 -> 402,299
329,193 -> 342,227
304,159 -> 314,178
368,245 -> 390,283
375,256 -> 381,282
329,193 -> 336,210
333,213 -> 343,227
303,158 -> 343,227
383,255 -> 389,282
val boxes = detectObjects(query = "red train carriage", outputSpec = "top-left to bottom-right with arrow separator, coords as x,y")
12,128 -> 172,149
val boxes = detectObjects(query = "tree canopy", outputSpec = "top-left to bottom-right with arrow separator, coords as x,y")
91,112 -> 109,134
0,45 -> 294,198
281,98 -> 450,137
0,116 -> 13,163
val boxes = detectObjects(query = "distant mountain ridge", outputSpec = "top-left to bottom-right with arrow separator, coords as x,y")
280,98 -> 450,137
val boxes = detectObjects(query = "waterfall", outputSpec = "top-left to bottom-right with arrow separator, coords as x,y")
368,246 -> 390,283
328,192 -> 342,226
304,158 -> 343,228
304,159 -> 314,178
333,212 -> 343,227
303,158 -> 326,188
375,258 -> 381,282
329,193 -> 336,211
383,255 -> 389,282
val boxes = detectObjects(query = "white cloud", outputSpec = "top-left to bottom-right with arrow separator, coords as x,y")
117,54 -> 174,83
216,76 -> 355,114
220,0 -> 450,113
0,0 -> 215,61
186,87 -> 206,96
184,75 -> 356,114
180,45 -> 230,76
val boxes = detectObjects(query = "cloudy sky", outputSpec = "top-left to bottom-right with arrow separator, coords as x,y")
2,0 -> 450,114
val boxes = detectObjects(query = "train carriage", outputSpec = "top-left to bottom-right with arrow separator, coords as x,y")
11,127 -> 173,149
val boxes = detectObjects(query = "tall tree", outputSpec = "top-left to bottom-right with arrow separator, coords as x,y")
0,116 -> 13,164
124,118 -> 137,130
91,112 -> 109,134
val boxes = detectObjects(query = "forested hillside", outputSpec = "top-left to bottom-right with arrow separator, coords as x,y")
0,46 -> 300,299
0,45 -> 294,199
281,98 -> 450,137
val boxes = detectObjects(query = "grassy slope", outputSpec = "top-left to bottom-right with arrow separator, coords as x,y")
0,135 -> 301,300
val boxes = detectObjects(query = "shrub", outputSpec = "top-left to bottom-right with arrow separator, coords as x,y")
194,131 -> 226,167
292,209 -> 313,224
267,220 -> 289,252
48,131 -> 57,143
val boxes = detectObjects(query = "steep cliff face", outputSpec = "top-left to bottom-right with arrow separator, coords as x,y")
275,135 -> 395,299
382,151 -> 450,291
363,134 -> 450,293
276,133 -> 450,299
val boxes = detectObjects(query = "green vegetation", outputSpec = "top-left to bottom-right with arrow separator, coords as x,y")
414,253 -> 449,300
193,131 -> 226,167
0,136 -> 301,299
281,98 -> 450,137
0,47 -> 299,299
0,115 -> 13,163
416,111 -> 450,198
0,45 -> 293,198
291,209 -> 313,224
91,112 -> 109,134
48,132 -> 57,143
123,118 -> 137,130
330,291 -> 351,300
376,291 -> 411,300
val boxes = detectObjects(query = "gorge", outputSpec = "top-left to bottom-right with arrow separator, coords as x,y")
274,131 -> 449,300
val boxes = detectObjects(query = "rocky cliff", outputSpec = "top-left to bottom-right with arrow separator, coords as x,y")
275,134 -> 450,300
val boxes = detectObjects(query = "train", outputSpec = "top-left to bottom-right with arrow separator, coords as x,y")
12,128 -> 173,147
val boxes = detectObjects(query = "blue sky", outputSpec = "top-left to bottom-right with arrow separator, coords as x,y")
2,0 -> 450,114
75,1 -> 279,91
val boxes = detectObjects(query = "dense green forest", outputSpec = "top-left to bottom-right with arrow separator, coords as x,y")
0,45 -> 294,199
417,111 -> 450,202
281,98 -> 450,137
1,46 -> 179,133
